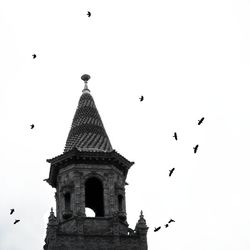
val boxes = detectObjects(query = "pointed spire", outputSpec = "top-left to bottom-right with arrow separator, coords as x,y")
138,210 -> 146,224
140,210 -> 143,218
64,74 -> 113,153
48,207 -> 58,225
135,210 -> 148,230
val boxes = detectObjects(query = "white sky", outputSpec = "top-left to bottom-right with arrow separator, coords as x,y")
1,0 -> 250,249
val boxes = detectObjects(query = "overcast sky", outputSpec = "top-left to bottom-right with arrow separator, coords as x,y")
1,0 -> 250,249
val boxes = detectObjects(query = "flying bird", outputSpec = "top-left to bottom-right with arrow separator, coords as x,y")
10,209 -> 14,215
30,124 -> 34,129
173,132 -> 177,140
139,96 -> 144,102
165,224 -> 169,228
14,219 -> 20,224
198,117 -> 205,125
169,168 -> 175,177
32,54 -> 36,59
193,144 -> 199,153
168,219 -> 175,223
87,11 -> 91,17
154,226 -> 161,232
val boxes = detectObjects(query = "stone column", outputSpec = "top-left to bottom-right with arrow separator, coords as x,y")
74,171 -> 81,215
103,181 -> 108,216
108,173 -> 115,215
80,174 -> 86,216
58,188 -> 64,222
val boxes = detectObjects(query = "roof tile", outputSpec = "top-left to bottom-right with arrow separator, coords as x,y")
64,91 -> 112,152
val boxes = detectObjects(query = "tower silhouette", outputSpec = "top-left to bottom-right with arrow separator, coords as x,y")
43,75 -> 148,250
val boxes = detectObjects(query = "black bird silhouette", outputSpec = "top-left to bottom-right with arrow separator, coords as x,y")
87,11 -> 91,17
10,209 -> 14,215
154,226 -> 161,232
198,117 -> 205,125
169,168 -> 175,177
139,96 -> 144,102
14,219 -> 20,224
193,144 -> 199,153
32,54 -> 36,59
173,132 -> 177,140
30,124 -> 34,129
165,224 -> 169,228
168,219 -> 175,223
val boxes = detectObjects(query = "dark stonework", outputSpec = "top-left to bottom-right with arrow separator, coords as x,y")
44,213 -> 148,250
44,76 -> 148,250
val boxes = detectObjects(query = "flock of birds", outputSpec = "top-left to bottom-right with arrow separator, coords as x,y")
154,219 -> 176,232
172,118 -> 203,154
139,95 -> 204,158
28,39 -> 204,233
140,95 -> 205,233
28,11 -> 93,131
9,209 -> 20,225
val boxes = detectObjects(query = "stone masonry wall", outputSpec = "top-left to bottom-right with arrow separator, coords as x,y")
47,234 -> 147,250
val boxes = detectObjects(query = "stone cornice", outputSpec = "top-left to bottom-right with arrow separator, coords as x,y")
47,148 -> 134,188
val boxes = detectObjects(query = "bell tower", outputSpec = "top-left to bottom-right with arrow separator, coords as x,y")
43,74 -> 148,250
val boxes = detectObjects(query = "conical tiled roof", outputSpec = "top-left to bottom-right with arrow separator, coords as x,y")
64,75 -> 113,153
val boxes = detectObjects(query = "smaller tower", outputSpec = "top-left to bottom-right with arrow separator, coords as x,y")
135,211 -> 149,248
44,208 -> 58,249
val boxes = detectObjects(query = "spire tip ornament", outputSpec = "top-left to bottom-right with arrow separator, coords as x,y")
81,74 -> 91,92
81,74 -> 91,83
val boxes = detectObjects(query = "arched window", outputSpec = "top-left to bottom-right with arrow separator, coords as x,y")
85,177 -> 104,217
118,195 -> 123,211
64,192 -> 71,210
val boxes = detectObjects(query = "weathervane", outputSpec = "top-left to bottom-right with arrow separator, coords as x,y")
81,74 -> 91,92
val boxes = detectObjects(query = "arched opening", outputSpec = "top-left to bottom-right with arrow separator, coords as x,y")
64,192 -> 71,210
118,194 -> 123,211
63,192 -> 73,219
85,177 -> 104,217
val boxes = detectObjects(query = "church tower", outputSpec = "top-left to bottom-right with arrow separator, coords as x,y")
43,74 -> 148,250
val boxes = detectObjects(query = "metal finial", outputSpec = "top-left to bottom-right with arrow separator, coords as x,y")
81,74 -> 90,82
81,74 -> 91,92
